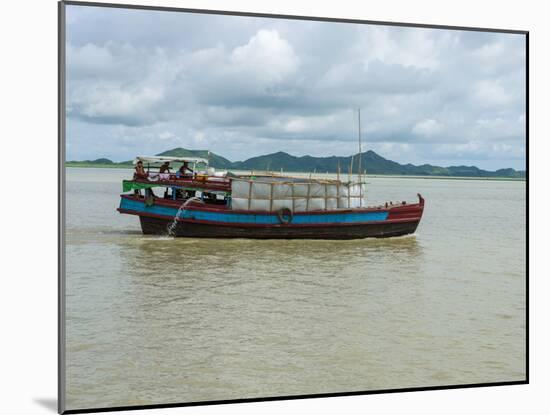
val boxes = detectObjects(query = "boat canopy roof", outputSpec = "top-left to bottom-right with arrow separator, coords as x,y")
134,155 -> 209,165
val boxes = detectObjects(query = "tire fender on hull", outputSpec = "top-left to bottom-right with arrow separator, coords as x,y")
276,208 -> 293,224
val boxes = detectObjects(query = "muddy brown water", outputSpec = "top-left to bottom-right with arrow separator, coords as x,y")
64,167 -> 526,410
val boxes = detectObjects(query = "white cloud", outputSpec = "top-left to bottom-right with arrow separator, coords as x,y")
474,79 -> 514,107
412,119 -> 444,138
158,132 -> 175,140
430,140 -> 525,164
68,82 -> 166,125
354,26 -> 460,71
231,30 -> 299,82
472,42 -> 505,61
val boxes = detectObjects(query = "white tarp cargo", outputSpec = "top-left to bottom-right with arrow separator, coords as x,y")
230,177 -> 367,212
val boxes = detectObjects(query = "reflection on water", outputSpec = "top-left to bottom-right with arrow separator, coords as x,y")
65,168 -> 526,410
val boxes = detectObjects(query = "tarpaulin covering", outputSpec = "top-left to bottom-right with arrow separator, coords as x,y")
230,178 -> 367,212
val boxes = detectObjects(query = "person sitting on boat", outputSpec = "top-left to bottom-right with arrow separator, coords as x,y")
159,162 -> 171,173
134,160 -> 147,179
176,161 -> 194,178
158,162 -> 171,180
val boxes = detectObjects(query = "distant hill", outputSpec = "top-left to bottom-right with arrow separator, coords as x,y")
155,148 -> 233,169
231,150 -> 411,175
67,147 -> 526,179
66,158 -> 132,168
229,150 -> 525,178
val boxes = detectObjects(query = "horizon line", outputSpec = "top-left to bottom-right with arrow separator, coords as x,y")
66,147 -> 526,172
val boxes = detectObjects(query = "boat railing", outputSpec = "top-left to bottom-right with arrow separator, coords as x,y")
134,171 -> 229,183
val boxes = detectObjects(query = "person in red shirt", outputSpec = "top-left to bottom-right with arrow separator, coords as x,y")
134,160 -> 147,179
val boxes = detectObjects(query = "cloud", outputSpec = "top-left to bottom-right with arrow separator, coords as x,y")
65,5 -> 526,170
474,79 -> 514,107
158,131 -> 176,140
68,83 -> 166,126
412,119 -> 444,138
231,30 -> 300,82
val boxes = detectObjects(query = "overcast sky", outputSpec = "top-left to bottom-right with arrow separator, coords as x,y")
65,5 -> 526,170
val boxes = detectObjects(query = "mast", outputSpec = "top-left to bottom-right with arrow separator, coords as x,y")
357,108 -> 363,207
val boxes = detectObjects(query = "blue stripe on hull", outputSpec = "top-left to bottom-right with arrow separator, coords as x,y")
120,197 -> 389,225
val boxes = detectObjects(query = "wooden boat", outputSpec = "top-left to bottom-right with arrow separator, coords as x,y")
117,156 -> 425,239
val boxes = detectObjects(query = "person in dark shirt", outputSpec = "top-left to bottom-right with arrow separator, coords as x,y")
178,161 -> 194,176
159,162 -> 171,173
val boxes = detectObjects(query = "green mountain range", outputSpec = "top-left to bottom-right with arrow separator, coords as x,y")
155,148 -> 233,169
67,147 -> 526,179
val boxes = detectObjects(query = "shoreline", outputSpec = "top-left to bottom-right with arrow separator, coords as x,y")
65,164 -> 526,182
